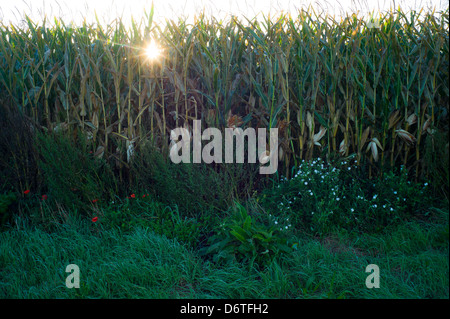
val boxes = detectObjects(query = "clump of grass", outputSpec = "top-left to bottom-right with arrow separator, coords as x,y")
99,197 -> 203,248
423,130 -> 449,200
0,191 -> 17,229
130,143 -> 235,215
0,105 -> 40,195
0,222 -> 204,298
36,131 -> 118,215
0,212 -> 447,298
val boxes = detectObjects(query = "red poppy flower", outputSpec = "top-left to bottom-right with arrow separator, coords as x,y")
142,194 -> 146,198
91,199 -> 98,203
130,194 -> 135,198
42,194 -> 48,200
92,216 -> 98,222
23,190 -> 30,195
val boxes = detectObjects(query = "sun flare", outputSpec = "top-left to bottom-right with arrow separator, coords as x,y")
144,40 -> 161,60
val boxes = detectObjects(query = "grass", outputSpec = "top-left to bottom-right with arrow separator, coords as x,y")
0,127 -> 447,299
0,205 -> 447,299
0,137 -> 447,299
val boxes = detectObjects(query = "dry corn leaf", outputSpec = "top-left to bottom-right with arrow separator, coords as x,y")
279,147 -> 284,161
364,108 -> 375,122
339,139 -> 347,155
53,122 -> 68,132
153,111 -> 164,134
327,95 -> 335,114
371,137 -> 384,151
313,126 -> 327,146
306,111 -> 313,130
367,141 -> 379,162
422,117 -> 432,134
406,113 -> 417,125
227,114 -> 243,128
332,110 -> 341,136
277,119 -> 289,135
388,110 -> 401,129
395,129 -> 416,145
248,94 -> 256,109
112,131 -> 129,140
126,141 -> 134,163
359,126 -> 371,150
259,150 -> 270,164
94,145 -> 104,159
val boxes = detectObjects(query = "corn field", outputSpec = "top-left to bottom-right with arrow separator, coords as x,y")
0,6 -> 448,182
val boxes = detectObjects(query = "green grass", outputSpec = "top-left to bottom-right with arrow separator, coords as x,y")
1,208 -> 447,299
0,140 -> 447,299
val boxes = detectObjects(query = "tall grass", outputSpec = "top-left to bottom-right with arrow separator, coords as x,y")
0,213 -> 447,298
0,6 -> 448,192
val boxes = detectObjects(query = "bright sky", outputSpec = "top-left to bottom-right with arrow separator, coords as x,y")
0,0 -> 447,26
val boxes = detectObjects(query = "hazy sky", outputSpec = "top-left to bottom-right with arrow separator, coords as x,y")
0,0 -> 447,26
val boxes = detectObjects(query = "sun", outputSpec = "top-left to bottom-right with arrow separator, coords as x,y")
144,40 -> 161,60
